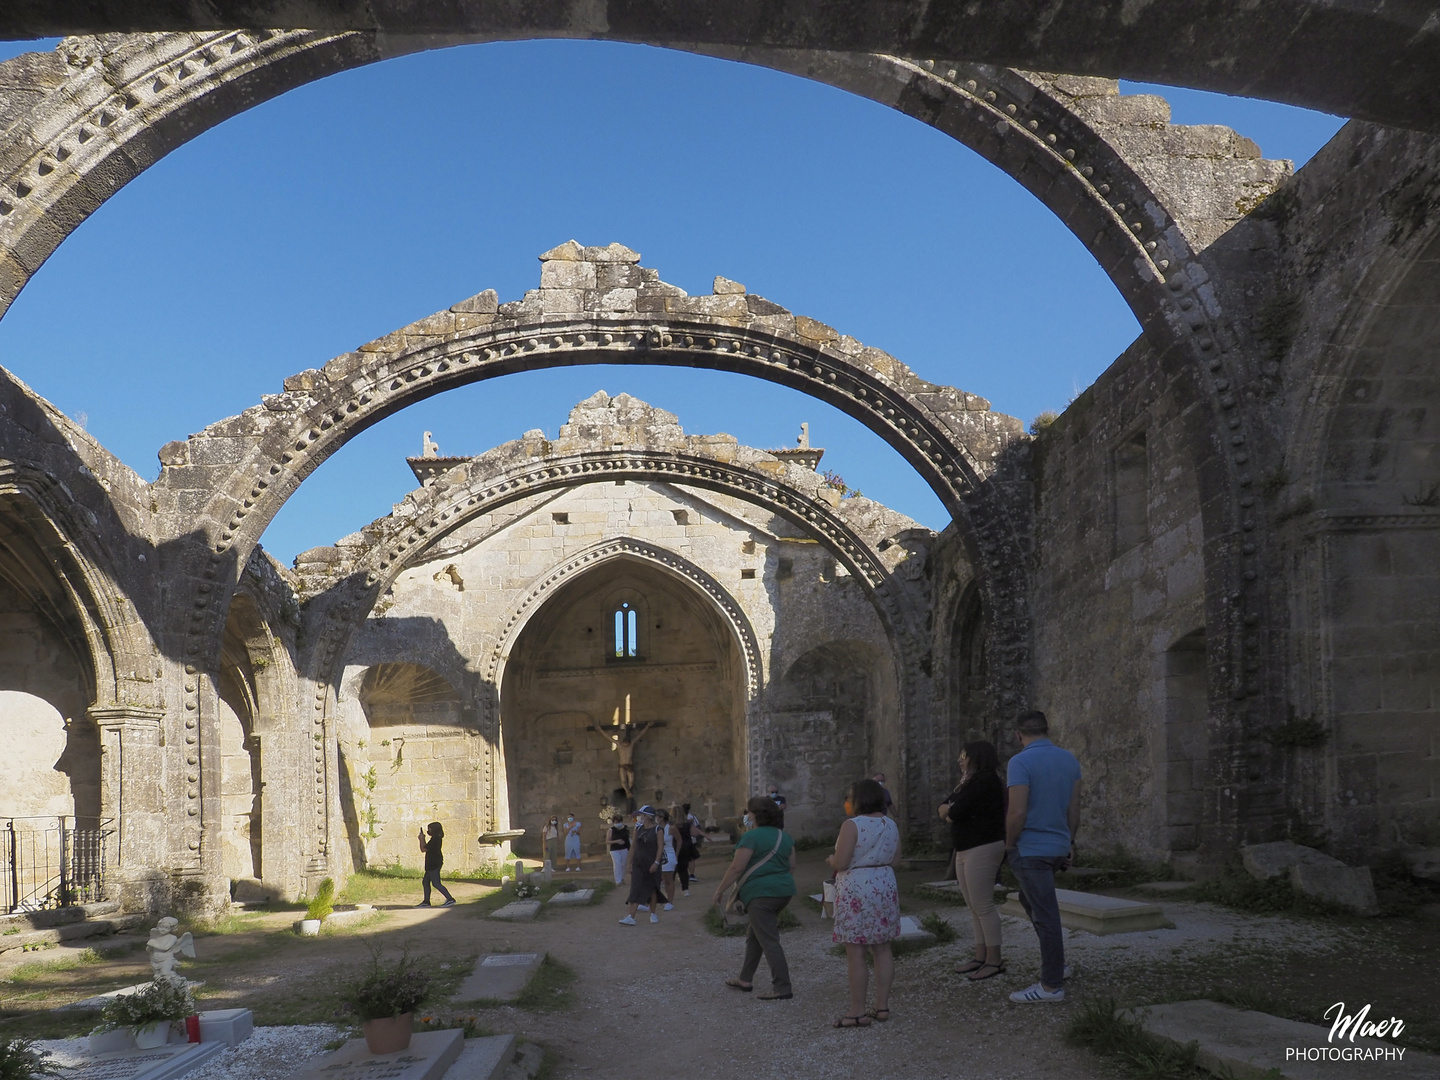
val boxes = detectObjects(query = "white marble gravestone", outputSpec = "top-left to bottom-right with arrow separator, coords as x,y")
56,1041 -> 223,1080
292,1029 -> 463,1080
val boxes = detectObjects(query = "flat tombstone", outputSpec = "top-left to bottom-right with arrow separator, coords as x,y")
454,953 -> 544,1003
546,889 -> 593,905
293,1029 -> 463,1080
1000,888 -> 1174,934
446,1035 -> 517,1080
488,900 -> 541,921
197,1008 -> 253,1047
55,1042 -> 224,1080
897,915 -> 936,944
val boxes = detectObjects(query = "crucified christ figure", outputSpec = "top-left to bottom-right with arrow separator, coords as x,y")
608,719 -> 654,798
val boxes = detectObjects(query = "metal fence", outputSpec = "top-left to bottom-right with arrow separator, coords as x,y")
2,816 -> 113,913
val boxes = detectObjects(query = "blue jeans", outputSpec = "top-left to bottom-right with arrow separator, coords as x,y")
422,870 -> 454,904
1008,853 -> 1066,988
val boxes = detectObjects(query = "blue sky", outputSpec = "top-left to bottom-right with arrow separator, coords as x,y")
0,39 -> 1345,561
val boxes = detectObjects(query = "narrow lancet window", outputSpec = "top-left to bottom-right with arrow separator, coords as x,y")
614,601 -> 638,658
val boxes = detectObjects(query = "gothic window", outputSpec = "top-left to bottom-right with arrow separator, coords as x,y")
614,601 -> 639,659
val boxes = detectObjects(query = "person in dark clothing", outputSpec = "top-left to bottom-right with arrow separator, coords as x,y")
417,821 -> 456,907
607,813 -> 630,885
620,806 -> 665,925
938,741 -> 1006,979
676,802 -> 700,895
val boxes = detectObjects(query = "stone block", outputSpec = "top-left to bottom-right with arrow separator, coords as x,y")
712,275 -> 745,295
454,952 -> 544,1002
897,915 -> 935,944
1290,861 -> 1378,915
1241,840 -> 1341,880
448,1035 -> 519,1080
1404,847 -> 1440,882
547,888 -> 593,905
58,1041 -> 225,1080
293,1029 -> 464,1080
1000,889 -> 1174,934
540,260 -> 596,289
489,900 -> 541,921
197,1008 -> 253,1047
1130,999 -> 1436,1080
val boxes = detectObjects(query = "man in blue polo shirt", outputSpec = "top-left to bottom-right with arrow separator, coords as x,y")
1005,710 -> 1082,1003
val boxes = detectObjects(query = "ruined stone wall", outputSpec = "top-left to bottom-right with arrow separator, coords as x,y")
1027,338 -> 1208,864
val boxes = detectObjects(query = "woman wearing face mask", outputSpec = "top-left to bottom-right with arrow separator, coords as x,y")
562,812 -> 583,872
542,816 -> 561,869
620,806 -> 664,926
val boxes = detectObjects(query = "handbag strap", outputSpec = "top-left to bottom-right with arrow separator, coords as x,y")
736,830 -> 786,890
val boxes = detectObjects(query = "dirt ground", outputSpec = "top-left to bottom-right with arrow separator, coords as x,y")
4,849 -> 1438,1079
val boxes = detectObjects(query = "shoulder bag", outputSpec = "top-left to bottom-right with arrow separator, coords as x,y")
722,830 -> 786,925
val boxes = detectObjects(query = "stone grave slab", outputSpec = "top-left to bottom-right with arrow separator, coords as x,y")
294,1028 -> 464,1080
1134,880 -> 1195,894
197,1007 -> 253,1047
546,889 -> 593,906
1000,888 -> 1173,934
441,1034 -> 516,1080
488,900 -> 541,921
454,953 -> 544,1003
897,916 -> 935,945
56,1041 -> 224,1080
1131,1000 -> 1438,1080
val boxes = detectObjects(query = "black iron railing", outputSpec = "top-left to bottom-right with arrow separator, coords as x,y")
2,816 -> 113,913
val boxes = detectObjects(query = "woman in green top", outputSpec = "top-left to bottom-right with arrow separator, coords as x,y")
711,796 -> 798,1000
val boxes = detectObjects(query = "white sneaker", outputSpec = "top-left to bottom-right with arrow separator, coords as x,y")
649,913 -> 659,923
683,891 -> 690,897
1064,964 -> 1074,979
1009,982 -> 1064,1003
663,903 -> 674,911
618,915 -> 636,926
637,905 -> 650,912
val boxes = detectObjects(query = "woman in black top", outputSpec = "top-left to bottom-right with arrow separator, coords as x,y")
607,814 -> 630,885
416,821 -> 456,907
938,741 -> 1005,979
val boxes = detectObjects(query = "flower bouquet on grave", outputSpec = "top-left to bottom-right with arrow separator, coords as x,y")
339,944 -> 432,1054
512,877 -> 538,900
99,979 -> 195,1049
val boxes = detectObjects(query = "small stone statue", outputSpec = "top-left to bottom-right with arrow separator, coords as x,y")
145,916 -> 194,987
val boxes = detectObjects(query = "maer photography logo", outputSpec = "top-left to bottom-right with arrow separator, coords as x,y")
1287,1002 -> 1408,1064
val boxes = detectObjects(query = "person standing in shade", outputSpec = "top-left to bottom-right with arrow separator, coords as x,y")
416,822 -> 455,908
939,741 -> 1007,981
1005,710 -> 1082,1003
620,806 -> 665,926
675,805 -> 699,896
713,795 -> 797,1001
542,816 -> 561,869
872,773 -> 894,816
607,813 -> 630,885
767,785 -> 787,812
562,812 -> 583,872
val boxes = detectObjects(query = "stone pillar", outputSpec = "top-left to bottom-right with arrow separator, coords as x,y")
89,705 -> 168,912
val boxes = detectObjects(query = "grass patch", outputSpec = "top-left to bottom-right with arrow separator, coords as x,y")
4,949 -> 105,982
1063,848 -> 1177,888
701,905 -> 801,937
511,956 -> 577,1011
0,1009 -> 102,1040
792,836 -> 831,852
416,1014 -> 495,1038
317,911 -> 389,937
1064,995 -> 1204,1079
918,911 -> 957,943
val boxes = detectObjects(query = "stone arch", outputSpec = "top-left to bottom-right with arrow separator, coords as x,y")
0,33 -> 1296,730
499,550 -> 752,838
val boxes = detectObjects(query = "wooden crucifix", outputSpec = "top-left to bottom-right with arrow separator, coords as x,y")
586,694 -> 667,798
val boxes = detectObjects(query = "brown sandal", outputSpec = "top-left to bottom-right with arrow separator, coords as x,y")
724,978 -> 752,992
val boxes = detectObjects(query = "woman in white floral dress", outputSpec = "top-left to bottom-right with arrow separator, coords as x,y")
826,778 -> 901,1027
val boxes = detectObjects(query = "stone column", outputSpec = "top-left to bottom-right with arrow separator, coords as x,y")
89,705 -> 168,912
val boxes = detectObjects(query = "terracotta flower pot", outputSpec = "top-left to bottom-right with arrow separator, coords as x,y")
362,1013 -> 413,1055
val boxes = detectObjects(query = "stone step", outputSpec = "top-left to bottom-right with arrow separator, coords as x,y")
1000,888 -> 1173,935
1130,999 -> 1437,1079
448,1034 -> 519,1080
0,911 -> 145,954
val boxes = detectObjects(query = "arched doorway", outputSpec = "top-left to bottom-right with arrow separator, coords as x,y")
501,556 -> 747,857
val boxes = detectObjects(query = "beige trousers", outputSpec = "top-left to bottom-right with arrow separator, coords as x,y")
953,839 -> 1006,949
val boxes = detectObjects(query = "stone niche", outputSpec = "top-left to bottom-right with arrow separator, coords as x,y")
0,572 -> 99,824
501,557 -> 745,856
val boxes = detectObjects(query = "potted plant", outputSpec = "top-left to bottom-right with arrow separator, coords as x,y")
99,979 -> 195,1049
299,877 -> 335,936
339,946 -> 431,1054
0,1036 -> 62,1079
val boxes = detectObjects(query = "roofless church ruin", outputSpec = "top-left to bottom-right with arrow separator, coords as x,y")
1,5 -> 1438,913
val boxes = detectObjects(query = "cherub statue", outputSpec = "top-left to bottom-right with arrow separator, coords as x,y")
146,916 -> 194,987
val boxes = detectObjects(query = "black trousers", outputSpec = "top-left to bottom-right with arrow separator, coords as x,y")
422,869 -> 454,904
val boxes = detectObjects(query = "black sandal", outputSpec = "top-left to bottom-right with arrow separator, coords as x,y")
867,1008 -> 891,1022
833,1014 -> 871,1028
954,959 -> 985,974
966,962 -> 1006,982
